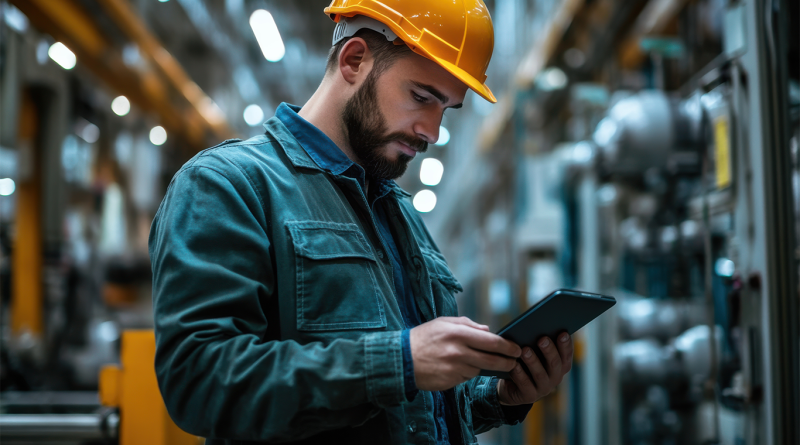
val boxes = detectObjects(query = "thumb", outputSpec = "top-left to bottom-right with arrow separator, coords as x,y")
443,316 -> 490,332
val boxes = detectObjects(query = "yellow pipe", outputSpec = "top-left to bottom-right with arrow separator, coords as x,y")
11,91 -> 43,338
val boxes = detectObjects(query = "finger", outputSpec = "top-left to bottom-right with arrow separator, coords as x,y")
461,347 -> 518,372
444,316 -> 490,332
508,362 -> 537,399
521,346 -> 550,390
557,332 -> 574,373
538,337 -> 563,378
457,327 -> 522,358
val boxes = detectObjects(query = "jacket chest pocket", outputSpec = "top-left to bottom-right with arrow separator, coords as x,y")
287,221 -> 387,331
421,248 -> 463,317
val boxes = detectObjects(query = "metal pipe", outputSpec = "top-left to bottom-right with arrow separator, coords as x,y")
0,412 -> 118,441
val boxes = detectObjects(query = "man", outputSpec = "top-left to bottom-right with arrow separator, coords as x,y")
150,1 -> 574,443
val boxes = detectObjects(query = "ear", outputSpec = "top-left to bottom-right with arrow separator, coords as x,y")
338,37 -> 372,85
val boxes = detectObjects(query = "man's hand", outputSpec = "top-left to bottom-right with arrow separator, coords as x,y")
497,333 -> 574,406
410,317 -> 522,391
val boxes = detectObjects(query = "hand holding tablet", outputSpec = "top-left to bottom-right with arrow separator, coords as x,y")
481,289 -> 616,379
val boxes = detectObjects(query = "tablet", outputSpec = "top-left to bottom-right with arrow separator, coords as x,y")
480,288 -> 616,379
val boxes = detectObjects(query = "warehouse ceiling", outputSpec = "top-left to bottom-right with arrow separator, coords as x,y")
135,0 -> 336,121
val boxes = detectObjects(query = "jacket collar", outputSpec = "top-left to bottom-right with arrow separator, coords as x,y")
263,103 -> 412,198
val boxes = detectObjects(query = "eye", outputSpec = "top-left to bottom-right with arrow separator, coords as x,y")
412,92 -> 429,104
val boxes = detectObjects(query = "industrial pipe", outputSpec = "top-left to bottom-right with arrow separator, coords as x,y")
0,411 -> 119,441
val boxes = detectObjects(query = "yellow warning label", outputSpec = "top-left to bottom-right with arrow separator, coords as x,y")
714,116 -> 732,189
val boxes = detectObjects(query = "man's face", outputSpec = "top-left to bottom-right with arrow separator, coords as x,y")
343,52 -> 468,180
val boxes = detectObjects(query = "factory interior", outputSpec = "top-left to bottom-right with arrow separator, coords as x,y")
0,0 -> 798,444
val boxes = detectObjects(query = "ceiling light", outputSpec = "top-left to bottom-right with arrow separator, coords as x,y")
4,4 -> 28,33
537,67 -> 567,91
80,123 -> 100,144
150,126 -> 167,146
715,258 -> 735,278
420,158 -> 444,186
435,126 -> 450,146
48,42 -> 76,70
250,10 -> 285,62
243,104 -> 265,127
413,190 -> 437,213
111,96 -> 131,116
0,178 -> 15,196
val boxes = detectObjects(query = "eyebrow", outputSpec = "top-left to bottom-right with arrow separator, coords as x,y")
411,81 -> 463,109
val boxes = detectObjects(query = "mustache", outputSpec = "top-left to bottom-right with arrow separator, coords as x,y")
385,132 -> 428,153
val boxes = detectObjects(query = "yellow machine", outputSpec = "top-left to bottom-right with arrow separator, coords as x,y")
100,330 -> 199,445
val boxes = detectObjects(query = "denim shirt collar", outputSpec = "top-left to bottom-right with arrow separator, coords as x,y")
273,102 -> 406,200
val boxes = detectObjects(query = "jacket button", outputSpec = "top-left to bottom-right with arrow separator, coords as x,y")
377,250 -> 385,259
407,421 -> 417,433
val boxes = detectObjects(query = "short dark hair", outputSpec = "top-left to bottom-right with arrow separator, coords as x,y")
325,29 -> 412,77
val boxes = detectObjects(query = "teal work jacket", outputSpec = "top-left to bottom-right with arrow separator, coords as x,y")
149,115 -> 530,444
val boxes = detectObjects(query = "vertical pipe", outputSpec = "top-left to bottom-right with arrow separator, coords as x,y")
11,90 -> 43,340
578,173 -> 603,445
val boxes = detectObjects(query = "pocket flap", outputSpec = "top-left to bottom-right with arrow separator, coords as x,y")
422,248 -> 464,292
288,222 -> 376,261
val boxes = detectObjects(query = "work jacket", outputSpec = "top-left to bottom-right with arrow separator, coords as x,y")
149,115 -> 529,444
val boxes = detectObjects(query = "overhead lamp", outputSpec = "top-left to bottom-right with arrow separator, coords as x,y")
150,126 -> 167,146
419,158 -> 444,186
243,104 -> 265,127
48,42 -> 76,70
413,190 -> 437,213
715,258 -> 735,278
435,126 -> 450,146
250,10 -> 285,62
111,96 -> 131,116
80,123 -> 100,144
0,178 -> 15,196
4,4 -> 28,33
537,67 -> 567,91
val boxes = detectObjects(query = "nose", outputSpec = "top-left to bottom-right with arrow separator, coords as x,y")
412,112 -> 442,145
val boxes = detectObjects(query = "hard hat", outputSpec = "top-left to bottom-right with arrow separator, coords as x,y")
324,0 -> 497,103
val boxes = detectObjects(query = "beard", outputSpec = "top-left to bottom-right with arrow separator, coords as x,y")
342,71 -> 428,180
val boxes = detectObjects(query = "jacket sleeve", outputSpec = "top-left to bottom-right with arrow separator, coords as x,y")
149,162 -> 407,442
467,376 -> 531,434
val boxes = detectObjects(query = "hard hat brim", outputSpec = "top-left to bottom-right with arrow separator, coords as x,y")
423,52 -> 497,104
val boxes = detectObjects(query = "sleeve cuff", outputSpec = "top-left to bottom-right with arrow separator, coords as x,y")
401,329 -> 419,401
473,377 -> 531,425
364,330 -> 408,407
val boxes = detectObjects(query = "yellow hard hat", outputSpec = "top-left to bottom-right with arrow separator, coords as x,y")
324,0 -> 497,103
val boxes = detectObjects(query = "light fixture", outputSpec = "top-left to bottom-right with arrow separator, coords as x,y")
150,126 -> 167,146
537,67 -> 567,91
80,123 -> 100,144
4,4 -> 28,33
111,96 -> 131,116
435,126 -> 450,146
419,158 -> 444,186
413,190 -> 437,213
243,104 -> 265,127
48,42 -> 76,70
715,258 -> 735,277
0,178 -> 15,196
250,10 -> 285,62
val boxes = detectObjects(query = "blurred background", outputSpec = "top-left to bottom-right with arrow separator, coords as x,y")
0,0 -> 798,444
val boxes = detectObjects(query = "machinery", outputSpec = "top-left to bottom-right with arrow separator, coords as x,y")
561,0 -> 800,441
